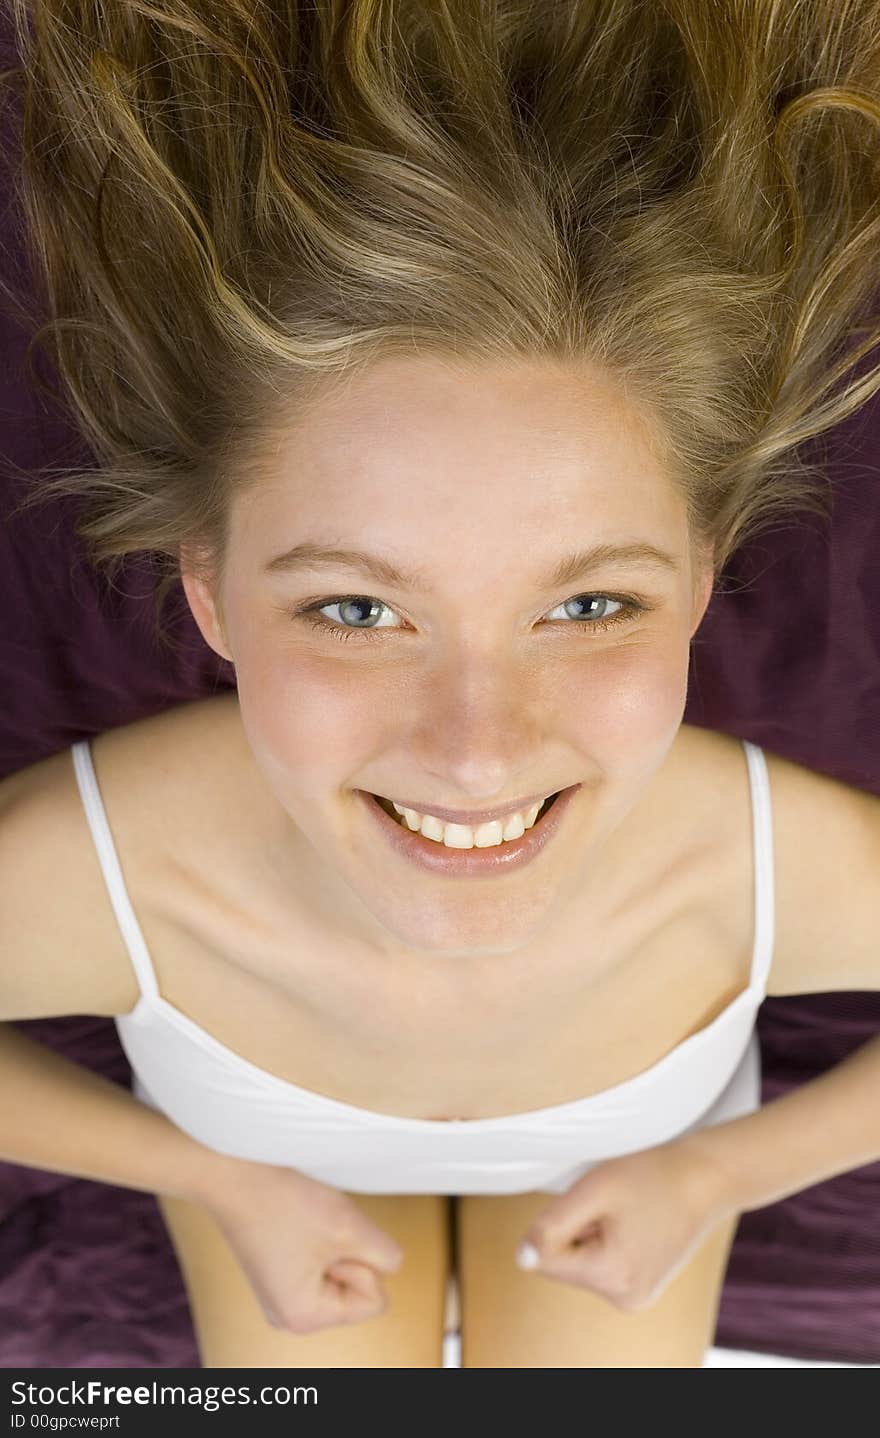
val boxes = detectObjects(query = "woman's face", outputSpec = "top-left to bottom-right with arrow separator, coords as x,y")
182,353 -> 714,962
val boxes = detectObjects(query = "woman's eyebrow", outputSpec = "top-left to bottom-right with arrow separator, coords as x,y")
263,540 -> 680,593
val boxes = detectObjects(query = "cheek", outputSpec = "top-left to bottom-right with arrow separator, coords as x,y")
555,640 -> 688,758
235,651 -> 383,792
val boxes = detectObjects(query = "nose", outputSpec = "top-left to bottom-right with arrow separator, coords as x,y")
407,649 -> 545,803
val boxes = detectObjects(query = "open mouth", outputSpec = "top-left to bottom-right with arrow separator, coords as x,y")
371,790 -> 561,830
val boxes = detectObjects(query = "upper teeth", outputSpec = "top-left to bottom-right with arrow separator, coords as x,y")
388,797 -> 550,848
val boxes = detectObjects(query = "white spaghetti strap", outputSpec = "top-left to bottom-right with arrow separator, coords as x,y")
70,739 -> 160,1002
741,739 -> 775,993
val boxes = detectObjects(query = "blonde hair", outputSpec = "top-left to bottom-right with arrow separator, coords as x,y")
2,0 -> 879,649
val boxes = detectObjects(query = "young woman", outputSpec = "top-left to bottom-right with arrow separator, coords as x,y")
1,1 -> 879,1369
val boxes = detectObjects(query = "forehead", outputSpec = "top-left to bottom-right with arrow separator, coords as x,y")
232,354 -> 687,556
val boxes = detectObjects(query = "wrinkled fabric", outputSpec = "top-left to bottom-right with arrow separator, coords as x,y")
1,14 -> 878,1368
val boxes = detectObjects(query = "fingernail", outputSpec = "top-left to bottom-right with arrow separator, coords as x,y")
516,1241 -> 540,1270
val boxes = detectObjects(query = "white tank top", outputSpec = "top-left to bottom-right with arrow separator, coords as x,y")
71,736 -> 774,1196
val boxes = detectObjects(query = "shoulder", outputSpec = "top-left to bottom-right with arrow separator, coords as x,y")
0,690 -> 249,1020
757,746 -> 880,996
671,722 -> 747,774
0,739 -> 141,1019
87,689 -> 270,934
88,689 -> 248,853
663,724 -> 753,833
667,727 -> 880,997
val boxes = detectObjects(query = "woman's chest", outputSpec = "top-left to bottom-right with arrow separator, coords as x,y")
135,859 -> 753,1122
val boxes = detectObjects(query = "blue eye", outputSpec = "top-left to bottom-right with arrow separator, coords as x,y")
292,593 -> 649,643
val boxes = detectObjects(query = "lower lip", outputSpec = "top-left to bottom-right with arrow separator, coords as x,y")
357,784 -> 582,878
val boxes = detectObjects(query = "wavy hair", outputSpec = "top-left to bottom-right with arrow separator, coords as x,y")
2,0 -> 879,647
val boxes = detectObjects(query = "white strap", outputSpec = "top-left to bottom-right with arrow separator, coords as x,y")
741,740 -> 776,992
70,739 -> 159,1001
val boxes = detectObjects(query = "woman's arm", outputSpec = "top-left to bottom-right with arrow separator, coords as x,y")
698,746 -> 880,1210
682,1032 -> 880,1214
0,1021 -> 237,1202
514,1038 -> 880,1306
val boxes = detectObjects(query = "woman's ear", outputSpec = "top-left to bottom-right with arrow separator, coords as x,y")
689,539 -> 716,637
179,545 -> 234,663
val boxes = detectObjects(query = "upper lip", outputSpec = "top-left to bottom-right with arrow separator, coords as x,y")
368,788 -> 566,825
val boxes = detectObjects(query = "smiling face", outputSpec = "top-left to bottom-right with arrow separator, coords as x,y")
182,352 -> 714,962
